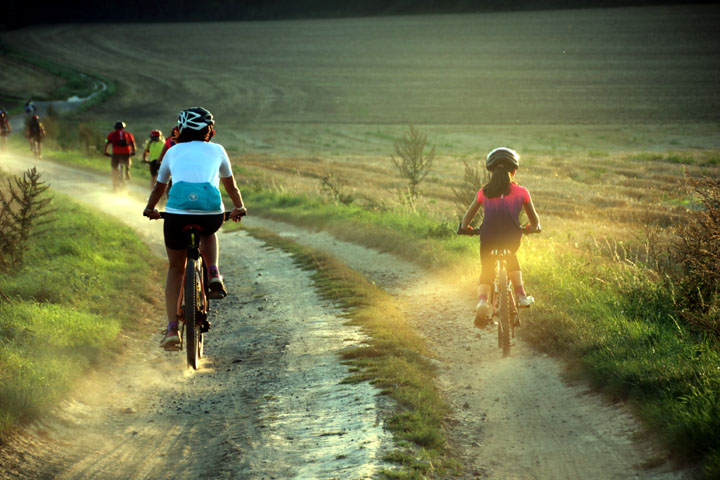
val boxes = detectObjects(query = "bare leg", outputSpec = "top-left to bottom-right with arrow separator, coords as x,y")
165,248 -> 186,325
199,233 -> 219,268
509,270 -> 524,293
477,283 -> 491,300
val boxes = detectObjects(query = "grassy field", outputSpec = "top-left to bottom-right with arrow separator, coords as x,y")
0,184 -> 163,438
1,4 -> 719,476
1,5 -> 719,154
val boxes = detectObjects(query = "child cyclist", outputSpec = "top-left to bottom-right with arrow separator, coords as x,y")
457,147 -> 541,328
144,107 -> 247,348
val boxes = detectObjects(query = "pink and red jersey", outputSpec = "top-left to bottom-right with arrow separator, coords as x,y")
476,183 -> 531,245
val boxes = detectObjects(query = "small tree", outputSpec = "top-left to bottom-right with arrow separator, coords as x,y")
451,157 -> 488,218
391,125 -> 435,201
0,168 -> 55,272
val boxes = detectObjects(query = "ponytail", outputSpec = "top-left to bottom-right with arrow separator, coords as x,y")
482,165 -> 516,198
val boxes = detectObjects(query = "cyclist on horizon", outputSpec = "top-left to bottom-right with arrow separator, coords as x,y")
143,107 -> 246,348
104,121 -> 137,191
457,147 -> 540,328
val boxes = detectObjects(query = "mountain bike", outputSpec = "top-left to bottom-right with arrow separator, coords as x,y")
460,225 -> 540,357
150,211 -> 241,369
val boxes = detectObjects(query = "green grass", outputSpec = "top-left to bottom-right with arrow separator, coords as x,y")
519,241 -> 720,479
237,225 -> 459,479
0,191 -> 162,437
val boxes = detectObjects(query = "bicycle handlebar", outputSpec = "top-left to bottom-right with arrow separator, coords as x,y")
144,210 -> 247,221
456,223 -> 541,236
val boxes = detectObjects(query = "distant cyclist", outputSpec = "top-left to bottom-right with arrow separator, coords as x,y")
142,129 -> 165,189
24,99 -> 36,116
157,125 -> 179,164
0,109 -> 10,149
25,114 -> 45,159
457,147 -> 541,328
143,107 -> 246,348
104,121 -> 137,191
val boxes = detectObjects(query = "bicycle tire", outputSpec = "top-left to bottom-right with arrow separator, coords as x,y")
498,268 -> 511,357
185,256 -> 199,369
196,259 -> 205,360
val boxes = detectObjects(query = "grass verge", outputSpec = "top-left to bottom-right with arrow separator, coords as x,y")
0,190 -> 162,438
237,225 -> 458,479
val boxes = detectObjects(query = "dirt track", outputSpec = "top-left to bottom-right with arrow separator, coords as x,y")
0,153 -> 393,479
1,152 -> 689,479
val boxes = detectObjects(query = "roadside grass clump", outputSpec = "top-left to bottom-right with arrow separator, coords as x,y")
520,236 -> 720,478
0,190 -> 162,438
238,225 -> 458,479
244,183 -> 474,270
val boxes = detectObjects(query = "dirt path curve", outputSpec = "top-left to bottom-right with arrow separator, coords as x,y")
242,218 -> 688,480
0,152 -> 393,479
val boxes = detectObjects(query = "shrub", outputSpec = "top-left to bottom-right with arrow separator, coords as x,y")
0,168 -> 55,272
672,176 -> 720,336
391,125 -> 435,202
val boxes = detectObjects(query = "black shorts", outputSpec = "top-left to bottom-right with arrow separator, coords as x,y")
111,153 -> 131,169
163,213 -> 224,250
479,239 -> 521,285
148,160 -> 160,176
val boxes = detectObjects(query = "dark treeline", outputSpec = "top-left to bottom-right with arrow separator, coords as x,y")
2,0 -> 710,30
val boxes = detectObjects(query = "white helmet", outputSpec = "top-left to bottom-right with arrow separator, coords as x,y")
177,107 -> 214,132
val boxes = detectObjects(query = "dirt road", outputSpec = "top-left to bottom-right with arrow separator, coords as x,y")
0,153 -> 393,479
0,153 -> 687,479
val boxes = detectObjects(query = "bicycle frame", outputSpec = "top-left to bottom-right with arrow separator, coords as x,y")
490,250 -> 519,357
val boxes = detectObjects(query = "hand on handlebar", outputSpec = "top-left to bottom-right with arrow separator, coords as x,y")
456,223 -> 475,236
229,206 -> 247,222
523,224 -> 541,234
143,208 -> 162,220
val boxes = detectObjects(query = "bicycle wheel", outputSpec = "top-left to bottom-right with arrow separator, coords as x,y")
185,256 -> 200,369
196,259 -> 206,360
497,268 -> 511,357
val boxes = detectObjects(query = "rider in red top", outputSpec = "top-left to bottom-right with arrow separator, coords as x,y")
104,121 -> 137,191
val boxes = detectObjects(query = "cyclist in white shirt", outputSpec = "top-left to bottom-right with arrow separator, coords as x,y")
144,107 -> 246,348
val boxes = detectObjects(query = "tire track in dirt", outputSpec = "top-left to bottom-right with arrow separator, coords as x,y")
242,217 -> 689,480
0,152 -> 393,479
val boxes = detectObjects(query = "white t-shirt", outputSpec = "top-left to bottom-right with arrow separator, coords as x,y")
158,141 -> 233,215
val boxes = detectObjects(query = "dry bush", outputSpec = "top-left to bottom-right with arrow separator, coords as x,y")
0,168 -> 55,272
319,172 -> 354,205
673,176 -> 720,336
391,125 -> 435,202
451,157 -> 487,219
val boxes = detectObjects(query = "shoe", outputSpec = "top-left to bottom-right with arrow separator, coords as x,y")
207,275 -> 227,299
160,325 -> 180,348
474,299 -> 491,329
517,294 -> 535,308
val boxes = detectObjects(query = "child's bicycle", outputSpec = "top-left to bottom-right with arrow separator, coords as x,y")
459,224 -> 540,357
150,211 -> 242,369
